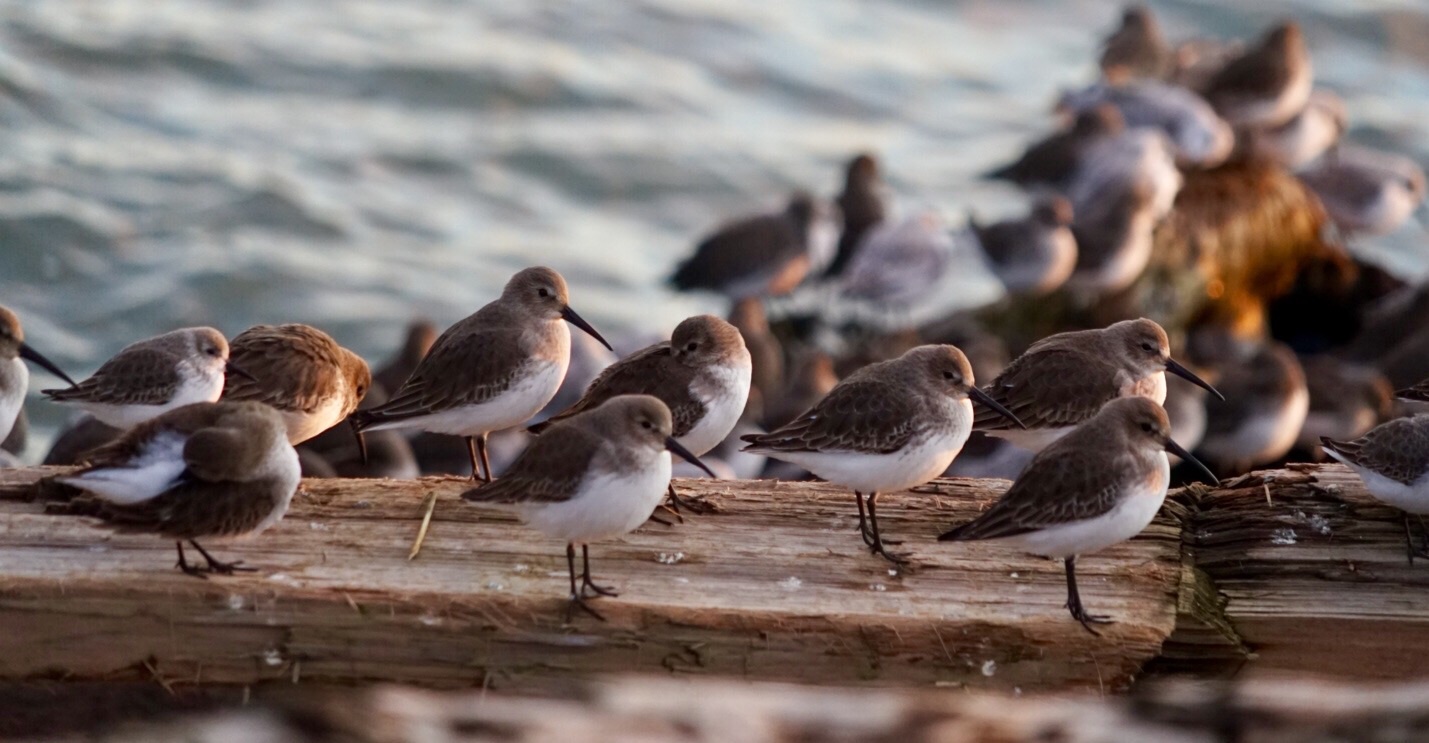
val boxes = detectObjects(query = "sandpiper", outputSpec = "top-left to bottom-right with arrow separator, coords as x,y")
1065,180 -> 1158,296
463,395 -> 714,620
1099,5 -> 1171,83
0,306 -> 77,445
530,315 -> 751,515
985,105 -> 1125,191
43,327 -> 254,431
1202,21 -> 1313,129
670,193 -> 838,300
941,397 -> 1216,634
351,267 -> 611,482
1299,145 -> 1426,236
1322,415 -> 1429,563
839,211 -> 955,307
1196,342 -> 1308,475
974,319 -> 1223,452
1066,127 -> 1181,223
1059,81 -> 1234,168
971,196 -> 1077,296
741,345 -> 1024,564
221,324 -> 372,444
826,153 -> 888,278
1244,89 -> 1345,169
54,400 -> 300,577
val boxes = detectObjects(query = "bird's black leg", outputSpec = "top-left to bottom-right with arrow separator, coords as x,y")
477,432 -> 493,483
1405,514 -> 1429,564
1064,556 -> 1111,635
665,482 -> 713,515
855,491 -> 875,546
174,541 -> 207,579
466,436 -> 487,482
581,544 -> 619,597
652,483 -> 685,525
865,492 -> 908,564
565,543 -> 607,622
189,540 -> 255,575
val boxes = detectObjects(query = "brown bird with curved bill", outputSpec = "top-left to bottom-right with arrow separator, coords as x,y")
669,193 -> 838,300
350,266 -> 612,482
464,395 -> 715,621
530,315 -> 751,519
1323,415 -> 1429,564
221,323 -> 371,444
973,319 -> 1223,453
1201,21 -> 1312,129
53,400 -> 300,578
1099,5 -> 1171,83
941,397 -> 1216,634
43,327 -> 255,431
971,195 -> 1077,297
825,153 -> 887,278
0,305 -> 77,446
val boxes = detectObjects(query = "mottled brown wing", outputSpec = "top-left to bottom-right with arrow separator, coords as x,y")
742,378 -> 919,454
670,213 -> 801,291
222,326 -> 344,413
941,448 -> 1132,541
88,478 -> 287,539
461,423 -> 600,505
1323,418 -> 1429,486
43,347 -> 182,405
973,346 -> 1123,430
365,326 -> 528,421
533,342 -> 704,437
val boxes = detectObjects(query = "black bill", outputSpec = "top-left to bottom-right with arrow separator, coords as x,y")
1165,357 -> 1224,401
560,305 -> 613,351
349,417 -> 370,465
18,343 -> 77,387
1165,437 -> 1217,484
225,360 -> 258,382
968,386 -> 1026,429
666,436 -> 716,478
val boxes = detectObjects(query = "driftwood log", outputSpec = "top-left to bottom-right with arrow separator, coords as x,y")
0,462 -> 1421,696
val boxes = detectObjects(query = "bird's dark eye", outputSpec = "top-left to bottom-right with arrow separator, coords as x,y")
1141,422 -> 1156,433
942,371 -> 955,380
1141,342 -> 1157,352
538,288 -> 551,298
207,347 -> 220,356
685,342 -> 698,352
640,420 -> 652,430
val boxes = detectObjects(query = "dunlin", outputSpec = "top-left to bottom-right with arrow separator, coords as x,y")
351,266 -> 611,481
221,324 -> 372,444
0,306 -> 77,445
826,153 -> 888,277
986,105 -> 1125,191
741,345 -> 1024,564
1099,5 -> 1171,83
839,211 -> 955,307
941,397 -> 1215,633
463,395 -> 714,620
1197,342 -> 1308,474
54,400 -> 300,577
1059,81 -> 1234,167
670,193 -> 838,300
1244,89 -> 1345,169
43,327 -> 253,430
1322,415 -> 1429,563
1066,180 -> 1158,296
1299,145 -> 1426,236
971,196 -> 1077,296
1202,21 -> 1313,129
974,319 -> 1223,452
1066,127 -> 1181,222
531,315 -> 751,515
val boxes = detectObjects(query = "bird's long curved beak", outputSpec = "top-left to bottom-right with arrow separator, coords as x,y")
560,305 -> 613,351
666,436 -> 716,478
19,343 -> 77,387
225,360 -> 258,382
1165,357 -> 1224,401
968,386 -> 1026,429
1165,437 -> 1217,484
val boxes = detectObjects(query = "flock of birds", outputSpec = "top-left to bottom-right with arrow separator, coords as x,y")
4,6 -> 1429,632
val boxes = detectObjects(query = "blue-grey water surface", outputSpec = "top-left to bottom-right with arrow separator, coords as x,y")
3,0 -> 1428,455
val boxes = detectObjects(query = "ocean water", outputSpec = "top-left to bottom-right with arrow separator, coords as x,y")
2,0 -> 1428,455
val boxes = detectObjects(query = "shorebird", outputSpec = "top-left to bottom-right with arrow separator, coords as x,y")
1322,415 -> 1429,564
1244,89 -> 1345,169
351,266 -> 612,482
941,397 -> 1216,633
43,327 -> 254,431
463,395 -> 714,620
1202,21 -> 1313,129
826,153 -> 887,278
1099,5 -> 1170,83
985,105 -> 1125,191
1059,81 -> 1234,167
1066,127 -> 1181,222
839,211 -> 956,307
530,315 -> 751,517
221,324 -> 371,444
54,400 -> 300,577
1299,146 -> 1426,236
971,196 -> 1077,296
1296,356 -> 1391,459
1197,342 -> 1308,475
741,345 -> 1024,564
669,193 -> 838,300
974,318 -> 1223,453
1065,180 -> 1158,296
0,306 -> 77,445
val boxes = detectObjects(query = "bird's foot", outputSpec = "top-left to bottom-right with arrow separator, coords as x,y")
566,594 -> 608,623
